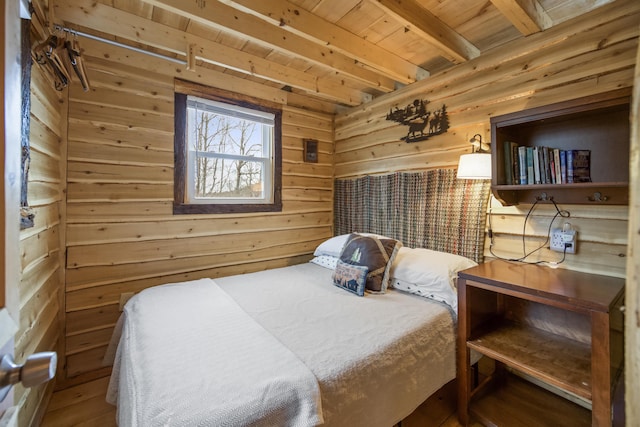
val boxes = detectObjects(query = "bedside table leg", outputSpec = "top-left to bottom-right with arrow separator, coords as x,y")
592,311 -> 612,427
457,279 -> 470,426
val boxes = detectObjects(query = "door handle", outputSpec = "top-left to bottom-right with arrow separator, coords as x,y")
0,352 -> 57,402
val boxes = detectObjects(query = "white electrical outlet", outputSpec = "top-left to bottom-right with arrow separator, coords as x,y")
550,226 -> 577,254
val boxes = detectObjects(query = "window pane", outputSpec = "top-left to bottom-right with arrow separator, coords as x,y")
188,109 -> 271,158
193,156 -> 266,200
186,95 -> 274,203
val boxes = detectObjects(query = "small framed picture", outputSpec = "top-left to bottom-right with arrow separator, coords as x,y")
303,139 -> 318,163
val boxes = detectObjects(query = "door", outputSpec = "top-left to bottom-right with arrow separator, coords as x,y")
1,0 -> 24,424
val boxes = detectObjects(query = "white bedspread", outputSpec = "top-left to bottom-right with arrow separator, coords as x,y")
106,278 -> 323,427
215,263 -> 457,427
107,263 -> 460,427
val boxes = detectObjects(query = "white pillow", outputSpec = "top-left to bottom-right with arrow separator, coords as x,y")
313,234 -> 350,258
313,233 -> 392,258
389,247 -> 477,312
309,255 -> 339,270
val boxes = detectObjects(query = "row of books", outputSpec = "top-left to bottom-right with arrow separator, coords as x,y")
503,141 -> 591,185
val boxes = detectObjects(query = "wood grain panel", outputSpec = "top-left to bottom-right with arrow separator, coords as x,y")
626,30 -> 640,427
68,121 -> 173,151
334,6 -> 635,277
63,56 -> 335,378
28,148 -> 62,183
29,116 -> 63,159
67,139 -> 173,166
65,254 -> 314,313
70,85 -> 174,116
20,255 -> 60,309
66,305 -> 120,336
67,211 -> 331,244
66,346 -> 111,379
67,161 -> 173,184
67,182 -> 172,202
66,328 -> 115,356
67,227 -> 329,268
18,269 -> 61,342
66,201 -> 174,221
66,238 -> 325,291
16,46 -> 66,427
69,102 -> 174,132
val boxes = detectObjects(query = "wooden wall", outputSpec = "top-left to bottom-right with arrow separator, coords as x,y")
62,56 -> 335,379
15,27 -> 67,427
334,0 -> 638,278
626,31 -> 639,427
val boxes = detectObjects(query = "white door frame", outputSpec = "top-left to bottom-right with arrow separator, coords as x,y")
1,0 -> 25,422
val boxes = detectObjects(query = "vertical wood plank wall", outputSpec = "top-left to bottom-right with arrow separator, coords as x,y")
334,1 -> 639,278
63,58 -> 334,379
15,42 -> 66,426
625,32 -> 639,427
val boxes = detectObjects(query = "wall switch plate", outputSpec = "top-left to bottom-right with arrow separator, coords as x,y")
550,227 -> 577,254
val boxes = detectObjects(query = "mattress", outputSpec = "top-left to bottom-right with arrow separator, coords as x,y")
107,262 -> 459,426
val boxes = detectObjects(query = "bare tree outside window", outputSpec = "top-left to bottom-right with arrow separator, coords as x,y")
185,96 -> 274,204
173,85 -> 282,215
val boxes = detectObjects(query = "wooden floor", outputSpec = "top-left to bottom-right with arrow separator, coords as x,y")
40,376 -> 483,426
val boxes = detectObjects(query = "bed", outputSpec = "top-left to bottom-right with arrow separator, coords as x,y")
105,169 -> 491,426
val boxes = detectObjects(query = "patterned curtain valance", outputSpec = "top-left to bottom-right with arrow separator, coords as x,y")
334,169 -> 491,263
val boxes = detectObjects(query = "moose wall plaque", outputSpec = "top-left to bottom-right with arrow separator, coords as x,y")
386,99 -> 449,143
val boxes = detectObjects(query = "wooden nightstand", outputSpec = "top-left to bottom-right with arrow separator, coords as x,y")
456,260 -> 625,427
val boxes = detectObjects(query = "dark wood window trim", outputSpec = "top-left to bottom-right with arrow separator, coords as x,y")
173,80 -> 282,215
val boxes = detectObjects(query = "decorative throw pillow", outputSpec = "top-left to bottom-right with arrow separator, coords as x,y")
338,234 -> 402,293
332,259 -> 368,296
313,233 -> 395,258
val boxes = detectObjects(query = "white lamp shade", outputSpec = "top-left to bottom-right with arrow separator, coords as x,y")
457,153 -> 492,179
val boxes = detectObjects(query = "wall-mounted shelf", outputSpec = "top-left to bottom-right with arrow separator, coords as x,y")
490,88 -> 631,206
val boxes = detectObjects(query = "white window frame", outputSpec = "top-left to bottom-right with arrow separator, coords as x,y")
185,97 -> 275,205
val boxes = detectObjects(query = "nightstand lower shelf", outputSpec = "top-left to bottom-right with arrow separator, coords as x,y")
467,322 -> 591,400
470,373 -> 591,427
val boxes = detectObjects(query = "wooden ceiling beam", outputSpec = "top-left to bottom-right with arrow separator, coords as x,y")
142,0 -> 397,93
372,0 -> 479,64
55,0 -> 367,106
217,0 -> 429,84
490,0 -> 552,35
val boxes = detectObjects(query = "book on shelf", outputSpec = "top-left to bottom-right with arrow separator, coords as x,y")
560,150 -> 567,183
532,147 -> 541,184
526,147 -> 534,185
553,149 -> 562,184
511,143 -> 519,185
505,145 -> 591,185
503,141 -> 516,185
570,149 -> 591,183
518,146 -> 527,185
542,147 -> 551,184
566,150 -> 574,183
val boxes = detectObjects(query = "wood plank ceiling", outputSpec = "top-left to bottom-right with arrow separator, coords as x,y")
51,0 -> 616,110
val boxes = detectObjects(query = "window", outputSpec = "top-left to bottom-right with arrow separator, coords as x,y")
174,83 -> 282,214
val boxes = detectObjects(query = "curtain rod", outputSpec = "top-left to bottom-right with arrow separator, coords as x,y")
53,24 -> 187,65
